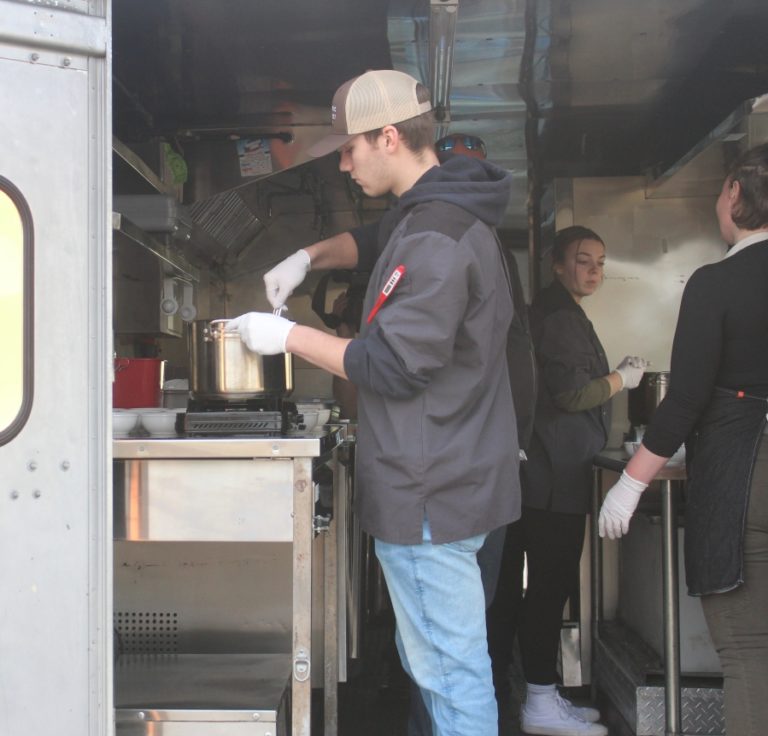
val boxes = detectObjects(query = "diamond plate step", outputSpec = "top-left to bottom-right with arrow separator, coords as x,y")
595,621 -> 724,736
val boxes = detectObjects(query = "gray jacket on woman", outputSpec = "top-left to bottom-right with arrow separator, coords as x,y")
522,280 -> 611,514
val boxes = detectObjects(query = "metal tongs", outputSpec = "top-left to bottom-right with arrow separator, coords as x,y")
208,304 -> 288,325
209,306 -> 285,330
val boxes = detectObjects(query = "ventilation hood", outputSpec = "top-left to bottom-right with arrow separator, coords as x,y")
646,94 -> 768,200
113,0 -> 768,258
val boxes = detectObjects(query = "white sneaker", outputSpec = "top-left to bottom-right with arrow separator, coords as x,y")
557,692 -> 601,723
521,690 -> 608,736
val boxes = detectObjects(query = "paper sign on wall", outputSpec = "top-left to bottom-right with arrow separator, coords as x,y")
236,138 -> 273,177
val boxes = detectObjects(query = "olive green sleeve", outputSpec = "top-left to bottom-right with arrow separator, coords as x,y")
552,376 -> 612,412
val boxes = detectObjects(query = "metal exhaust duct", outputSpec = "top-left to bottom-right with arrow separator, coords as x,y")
429,0 -> 459,124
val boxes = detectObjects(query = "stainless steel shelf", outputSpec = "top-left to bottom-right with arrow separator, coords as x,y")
113,428 -> 344,460
113,136 -> 178,197
113,212 -> 200,282
115,652 -> 290,734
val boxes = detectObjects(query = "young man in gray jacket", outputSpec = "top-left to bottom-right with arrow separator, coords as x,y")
226,69 -> 520,736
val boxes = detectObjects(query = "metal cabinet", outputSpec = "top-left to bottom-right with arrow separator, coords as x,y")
112,432 -> 345,736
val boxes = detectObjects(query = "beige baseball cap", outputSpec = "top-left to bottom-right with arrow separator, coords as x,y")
307,69 -> 432,158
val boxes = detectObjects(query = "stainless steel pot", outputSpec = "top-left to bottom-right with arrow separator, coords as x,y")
188,319 -> 293,400
628,371 -> 669,427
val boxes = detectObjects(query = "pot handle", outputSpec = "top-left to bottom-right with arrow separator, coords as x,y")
204,319 -> 229,342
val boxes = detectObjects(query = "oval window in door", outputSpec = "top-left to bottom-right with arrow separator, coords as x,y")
0,178 -> 33,445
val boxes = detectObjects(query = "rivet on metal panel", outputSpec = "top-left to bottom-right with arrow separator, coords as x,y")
296,479 -> 307,493
252,713 -> 261,720
30,53 -> 39,62
62,57 -> 71,67
10,491 -> 19,500
60,460 -> 71,471
28,461 -> 37,471
271,443 -> 280,454
33,490 -> 42,499
137,712 -> 146,720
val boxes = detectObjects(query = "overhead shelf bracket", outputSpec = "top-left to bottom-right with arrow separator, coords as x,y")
112,212 -> 199,283
112,136 -> 177,197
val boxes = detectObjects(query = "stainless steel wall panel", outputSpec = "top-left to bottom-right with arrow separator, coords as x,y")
0,0 -> 107,57
0,4 -> 112,735
114,458 -> 294,542
619,515 -> 720,674
556,176 -> 726,447
113,542 -> 294,654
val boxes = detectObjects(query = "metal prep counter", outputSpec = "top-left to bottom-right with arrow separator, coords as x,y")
113,428 -> 347,736
591,450 -> 689,736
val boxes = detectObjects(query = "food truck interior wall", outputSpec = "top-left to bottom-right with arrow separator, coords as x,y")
111,0 -> 768,403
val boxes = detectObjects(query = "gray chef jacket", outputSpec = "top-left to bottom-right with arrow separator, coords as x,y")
344,156 -> 521,545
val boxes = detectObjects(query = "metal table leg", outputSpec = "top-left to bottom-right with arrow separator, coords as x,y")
590,467 -> 603,702
293,457 -> 314,736
323,461 -> 339,736
660,479 -> 682,736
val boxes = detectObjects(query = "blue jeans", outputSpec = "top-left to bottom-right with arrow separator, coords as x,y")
375,521 -> 497,736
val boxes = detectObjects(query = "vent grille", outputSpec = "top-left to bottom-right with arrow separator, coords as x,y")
188,190 -> 263,256
183,410 -> 285,436
114,611 -> 179,654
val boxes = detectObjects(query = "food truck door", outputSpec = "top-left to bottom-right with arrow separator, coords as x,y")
0,2 -> 112,735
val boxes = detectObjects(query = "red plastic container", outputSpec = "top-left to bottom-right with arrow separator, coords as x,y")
113,358 -> 165,408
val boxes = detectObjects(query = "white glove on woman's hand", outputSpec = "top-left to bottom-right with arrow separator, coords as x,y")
225,312 -> 296,355
598,470 -> 648,539
263,250 -> 311,309
614,355 -> 649,390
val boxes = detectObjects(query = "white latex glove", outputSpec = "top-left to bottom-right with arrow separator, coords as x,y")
263,250 -> 311,309
598,470 -> 648,539
225,312 -> 296,355
614,355 -> 649,390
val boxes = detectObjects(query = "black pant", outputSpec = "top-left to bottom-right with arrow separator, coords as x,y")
487,506 -> 586,685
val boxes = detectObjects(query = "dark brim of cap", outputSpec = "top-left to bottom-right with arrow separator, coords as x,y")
306,131 -> 356,158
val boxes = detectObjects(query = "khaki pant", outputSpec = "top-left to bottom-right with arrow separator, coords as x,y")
701,438 -> 768,736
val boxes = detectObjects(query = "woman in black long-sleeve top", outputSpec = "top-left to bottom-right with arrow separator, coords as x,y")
492,226 -> 648,736
599,143 -> 768,736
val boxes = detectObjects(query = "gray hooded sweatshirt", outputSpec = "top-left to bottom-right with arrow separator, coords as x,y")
344,155 -> 521,545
